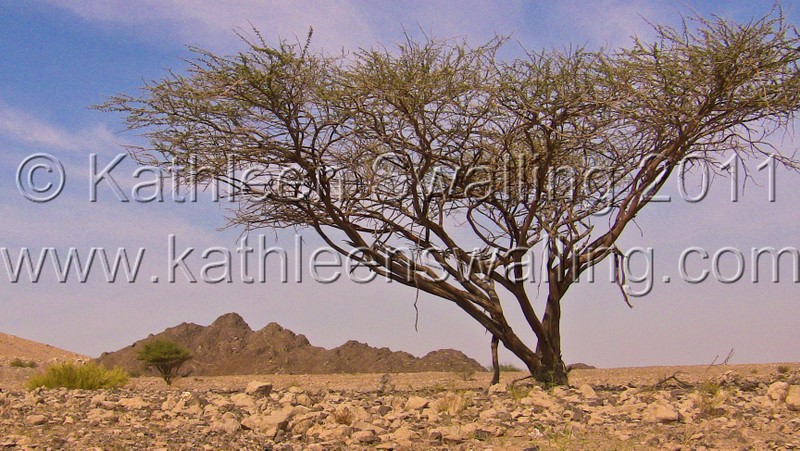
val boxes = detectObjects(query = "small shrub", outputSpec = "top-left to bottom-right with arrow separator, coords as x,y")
9,358 -> 37,368
497,363 -> 523,372
456,369 -> 475,381
777,365 -> 791,374
332,406 -> 354,425
546,426 -> 575,451
434,392 -> 472,415
136,339 -> 192,386
508,383 -> 532,400
694,379 -> 726,417
27,362 -> 129,390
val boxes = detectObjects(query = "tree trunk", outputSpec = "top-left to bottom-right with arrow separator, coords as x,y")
494,325 -> 569,386
490,335 -> 500,385
492,291 -> 569,385
533,343 -> 568,385
533,289 -> 568,385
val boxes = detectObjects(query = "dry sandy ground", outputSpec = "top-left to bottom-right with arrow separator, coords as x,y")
0,333 -> 85,362
1,362 -> 799,450
1,334 -> 799,449
3,358 -> 794,391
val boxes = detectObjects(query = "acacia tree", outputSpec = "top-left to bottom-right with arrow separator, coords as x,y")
137,339 -> 192,386
104,11 -> 800,384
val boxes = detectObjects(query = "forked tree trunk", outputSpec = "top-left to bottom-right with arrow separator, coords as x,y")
493,290 -> 569,386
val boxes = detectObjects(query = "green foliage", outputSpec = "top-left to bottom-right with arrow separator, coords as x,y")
497,363 -> 523,372
27,362 -> 129,390
456,369 -> 476,381
695,379 -> 726,417
507,383 -> 532,400
102,8 -> 800,386
136,339 -> 192,386
9,358 -> 37,368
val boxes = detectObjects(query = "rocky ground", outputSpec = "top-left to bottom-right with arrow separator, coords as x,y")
1,363 -> 799,450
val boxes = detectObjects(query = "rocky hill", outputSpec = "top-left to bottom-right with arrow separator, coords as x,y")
97,313 -> 483,376
0,332 -> 86,365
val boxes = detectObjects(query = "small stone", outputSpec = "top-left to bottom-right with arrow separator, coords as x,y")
643,403 -> 679,423
90,393 -> 107,406
392,426 -> 418,441
405,396 -> 429,410
230,393 -> 256,409
786,385 -> 800,411
245,381 -> 273,397
117,396 -> 149,410
25,414 -> 48,425
578,384 -> 597,399
212,412 -> 240,434
352,429 -> 379,444
439,425 -> 465,443
318,425 -> 352,441
768,381 -> 789,401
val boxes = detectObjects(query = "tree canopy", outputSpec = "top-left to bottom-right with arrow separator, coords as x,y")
104,10 -> 800,384
137,339 -> 192,385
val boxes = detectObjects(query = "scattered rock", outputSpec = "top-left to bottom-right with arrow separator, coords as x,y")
567,363 -> 596,371
245,381 -> 273,397
0,365 -> 797,449
438,425 -> 465,443
643,403 -> 679,423
785,385 -> 800,411
578,384 -> 597,399
117,396 -> 149,410
405,396 -> 429,410
212,412 -> 240,434
24,414 -> 48,426
768,381 -> 789,401
391,426 -> 418,441
352,429 -> 379,444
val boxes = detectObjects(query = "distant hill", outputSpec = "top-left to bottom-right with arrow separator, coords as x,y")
97,313 -> 484,376
0,332 -> 86,364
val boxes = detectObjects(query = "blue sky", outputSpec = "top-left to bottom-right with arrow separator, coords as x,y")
1,0 -> 798,368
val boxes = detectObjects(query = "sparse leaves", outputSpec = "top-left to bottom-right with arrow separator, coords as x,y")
136,339 -> 192,386
103,9 -> 800,385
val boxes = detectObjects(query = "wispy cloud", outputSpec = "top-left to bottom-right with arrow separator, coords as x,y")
544,0 -> 669,48
0,101 -> 123,153
45,0 -> 380,51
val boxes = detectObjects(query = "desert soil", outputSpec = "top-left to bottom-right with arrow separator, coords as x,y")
1,358 -> 799,450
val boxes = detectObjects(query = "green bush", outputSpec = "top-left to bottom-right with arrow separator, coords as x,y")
27,362 -> 129,390
136,339 -> 192,386
9,358 -> 37,368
